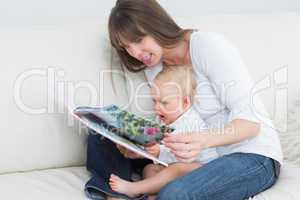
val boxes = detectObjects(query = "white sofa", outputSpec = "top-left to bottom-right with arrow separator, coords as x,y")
1,13 -> 300,200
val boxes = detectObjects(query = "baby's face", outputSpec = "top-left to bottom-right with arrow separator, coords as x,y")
150,81 -> 188,125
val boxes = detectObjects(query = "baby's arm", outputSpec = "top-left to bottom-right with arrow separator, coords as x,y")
145,143 -> 178,164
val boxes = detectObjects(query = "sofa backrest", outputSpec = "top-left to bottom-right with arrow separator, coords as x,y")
0,22 -> 129,174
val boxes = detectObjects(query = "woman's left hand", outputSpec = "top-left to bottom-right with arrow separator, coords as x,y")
145,143 -> 160,158
163,132 -> 209,163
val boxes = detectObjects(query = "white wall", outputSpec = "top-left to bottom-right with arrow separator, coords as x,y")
0,0 -> 299,28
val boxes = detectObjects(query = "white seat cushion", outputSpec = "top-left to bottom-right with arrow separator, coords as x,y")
0,167 -> 90,200
0,163 -> 299,200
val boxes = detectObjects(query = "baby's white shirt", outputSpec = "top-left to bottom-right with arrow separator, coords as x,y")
158,106 -> 219,164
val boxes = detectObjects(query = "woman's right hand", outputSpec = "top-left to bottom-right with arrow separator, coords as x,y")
116,144 -> 144,159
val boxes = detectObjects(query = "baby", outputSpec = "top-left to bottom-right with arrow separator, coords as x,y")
109,66 -> 219,198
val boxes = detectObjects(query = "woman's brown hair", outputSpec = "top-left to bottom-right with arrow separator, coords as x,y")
109,0 -> 190,72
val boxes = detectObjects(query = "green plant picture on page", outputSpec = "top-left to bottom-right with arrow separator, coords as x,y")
73,104 -> 175,145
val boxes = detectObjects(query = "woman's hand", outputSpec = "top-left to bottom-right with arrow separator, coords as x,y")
116,144 -> 144,159
163,133 -> 209,163
162,119 -> 260,163
145,143 -> 160,158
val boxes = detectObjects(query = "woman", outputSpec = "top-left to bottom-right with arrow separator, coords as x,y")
85,0 -> 282,199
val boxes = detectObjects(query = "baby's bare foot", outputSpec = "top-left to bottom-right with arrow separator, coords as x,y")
109,174 -> 140,198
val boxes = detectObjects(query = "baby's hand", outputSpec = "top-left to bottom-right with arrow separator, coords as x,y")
145,143 -> 160,158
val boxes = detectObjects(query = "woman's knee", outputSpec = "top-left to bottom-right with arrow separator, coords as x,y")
156,180 -> 185,200
156,179 -> 207,200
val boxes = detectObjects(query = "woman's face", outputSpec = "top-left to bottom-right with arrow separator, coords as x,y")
122,36 -> 163,67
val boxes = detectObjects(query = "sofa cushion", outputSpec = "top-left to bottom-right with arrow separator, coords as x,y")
278,98 -> 300,165
0,167 -> 90,200
0,22 -> 128,174
252,163 -> 300,200
0,163 -> 299,200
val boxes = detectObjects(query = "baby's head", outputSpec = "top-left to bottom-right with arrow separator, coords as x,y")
150,65 -> 197,125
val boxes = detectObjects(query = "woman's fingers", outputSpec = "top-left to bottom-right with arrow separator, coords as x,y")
172,149 -> 199,160
163,133 -> 208,161
164,138 -> 204,161
116,144 -> 142,158
145,147 -> 153,152
124,150 -> 143,159
166,141 -> 200,152
176,156 -> 197,163
145,145 -> 155,150
174,149 -> 199,162
165,142 -> 189,151
116,144 -> 126,154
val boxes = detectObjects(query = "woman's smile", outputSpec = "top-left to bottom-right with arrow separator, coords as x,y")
140,53 -> 153,66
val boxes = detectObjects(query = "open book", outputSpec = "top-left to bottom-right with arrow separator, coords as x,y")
72,104 -> 175,166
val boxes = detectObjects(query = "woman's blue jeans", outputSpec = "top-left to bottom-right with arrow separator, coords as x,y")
85,130 -> 280,200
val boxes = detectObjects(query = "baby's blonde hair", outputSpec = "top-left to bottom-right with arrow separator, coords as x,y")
153,65 -> 197,102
